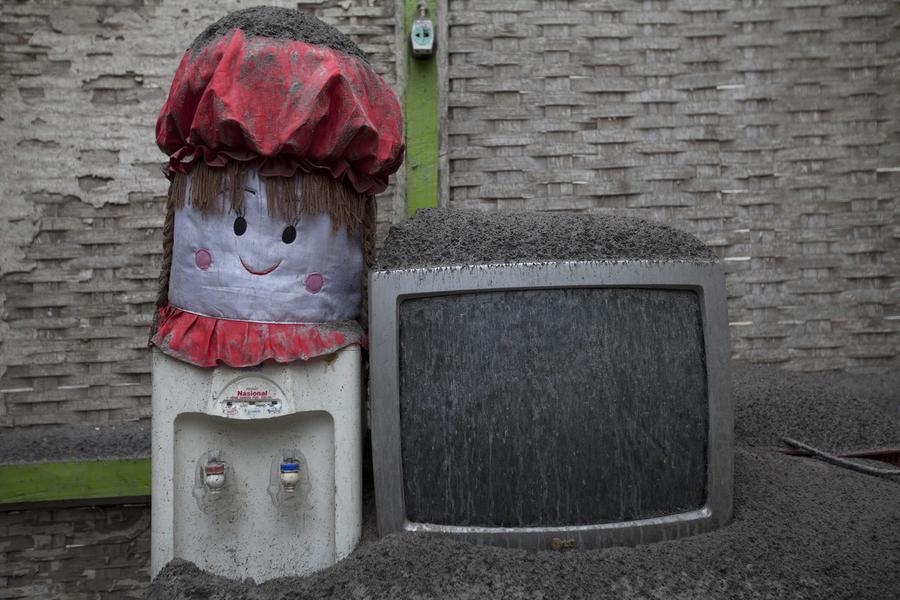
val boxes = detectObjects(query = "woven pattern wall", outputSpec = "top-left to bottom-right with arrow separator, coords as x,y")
0,0 -> 399,428
446,0 -> 900,372
1,1 -> 898,429
0,504 -> 150,598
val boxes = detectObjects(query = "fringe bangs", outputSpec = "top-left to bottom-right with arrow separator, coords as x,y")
171,162 -> 368,233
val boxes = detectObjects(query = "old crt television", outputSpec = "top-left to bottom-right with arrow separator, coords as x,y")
369,209 -> 733,550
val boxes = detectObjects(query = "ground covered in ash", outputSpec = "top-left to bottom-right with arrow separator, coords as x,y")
147,362 -> 899,600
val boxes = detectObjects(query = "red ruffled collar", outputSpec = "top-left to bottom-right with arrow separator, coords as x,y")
152,305 -> 366,368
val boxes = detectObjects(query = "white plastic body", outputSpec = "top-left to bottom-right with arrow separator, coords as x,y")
150,347 -> 362,582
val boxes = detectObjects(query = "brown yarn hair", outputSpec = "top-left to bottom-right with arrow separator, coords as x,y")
153,161 -> 377,330
167,161 -> 369,232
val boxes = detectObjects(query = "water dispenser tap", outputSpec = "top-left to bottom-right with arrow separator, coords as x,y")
279,461 -> 301,492
203,460 -> 227,493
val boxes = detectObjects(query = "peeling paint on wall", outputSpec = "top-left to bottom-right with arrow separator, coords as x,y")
0,0 -> 400,428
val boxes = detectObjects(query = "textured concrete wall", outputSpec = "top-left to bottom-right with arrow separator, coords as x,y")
0,0 -> 400,428
445,0 -> 900,372
1,0 -> 898,429
0,503 -> 150,599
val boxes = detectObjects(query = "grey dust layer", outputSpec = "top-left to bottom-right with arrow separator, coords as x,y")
374,209 -> 717,269
0,421 -> 150,465
147,362 -> 899,600
188,6 -> 368,62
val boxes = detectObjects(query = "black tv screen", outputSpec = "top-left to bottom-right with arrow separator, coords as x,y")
398,288 -> 708,528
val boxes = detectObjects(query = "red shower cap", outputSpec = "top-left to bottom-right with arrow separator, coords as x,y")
156,29 -> 404,195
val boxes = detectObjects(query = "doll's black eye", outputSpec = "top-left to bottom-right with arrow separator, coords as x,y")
233,216 -> 247,236
282,225 -> 297,244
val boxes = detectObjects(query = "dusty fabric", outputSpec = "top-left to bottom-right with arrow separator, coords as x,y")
168,167 -> 364,324
156,29 -> 404,195
151,8 -> 396,367
151,306 -> 364,368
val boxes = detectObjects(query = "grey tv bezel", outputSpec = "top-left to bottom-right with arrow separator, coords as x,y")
369,260 -> 733,550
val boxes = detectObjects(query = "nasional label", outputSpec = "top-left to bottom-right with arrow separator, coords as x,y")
215,376 -> 286,419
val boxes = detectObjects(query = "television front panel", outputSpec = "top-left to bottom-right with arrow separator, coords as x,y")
370,261 -> 732,550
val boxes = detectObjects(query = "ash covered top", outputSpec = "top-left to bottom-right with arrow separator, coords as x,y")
189,6 -> 367,63
375,209 -> 717,269
0,421 -> 150,465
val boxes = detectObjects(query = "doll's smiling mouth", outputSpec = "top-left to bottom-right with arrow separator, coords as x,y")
240,256 -> 282,276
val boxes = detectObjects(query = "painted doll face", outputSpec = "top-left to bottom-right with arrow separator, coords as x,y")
168,167 -> 363,323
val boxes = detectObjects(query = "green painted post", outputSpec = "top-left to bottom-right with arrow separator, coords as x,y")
0,459 -> 152,504
404,0 -> 440,217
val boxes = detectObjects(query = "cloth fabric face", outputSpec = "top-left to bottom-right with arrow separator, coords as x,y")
168,166 -> 363,324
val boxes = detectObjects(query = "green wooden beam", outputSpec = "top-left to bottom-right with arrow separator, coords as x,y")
404,0 -> 440,217
0,459 -> 151,505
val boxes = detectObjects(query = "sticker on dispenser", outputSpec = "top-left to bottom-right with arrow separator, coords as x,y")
214,376 -> 287,419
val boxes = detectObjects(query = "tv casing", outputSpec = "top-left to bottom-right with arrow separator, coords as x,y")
369,260 -> 732,550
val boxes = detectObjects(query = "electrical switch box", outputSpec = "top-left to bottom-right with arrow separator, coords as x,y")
411,14 -> 435,57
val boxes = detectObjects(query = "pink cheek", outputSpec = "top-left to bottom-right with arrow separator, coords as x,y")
305,272 -> 324,294
195,248 -> 212,270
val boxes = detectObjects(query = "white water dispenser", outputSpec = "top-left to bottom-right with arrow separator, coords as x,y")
149,346 -> 362,581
